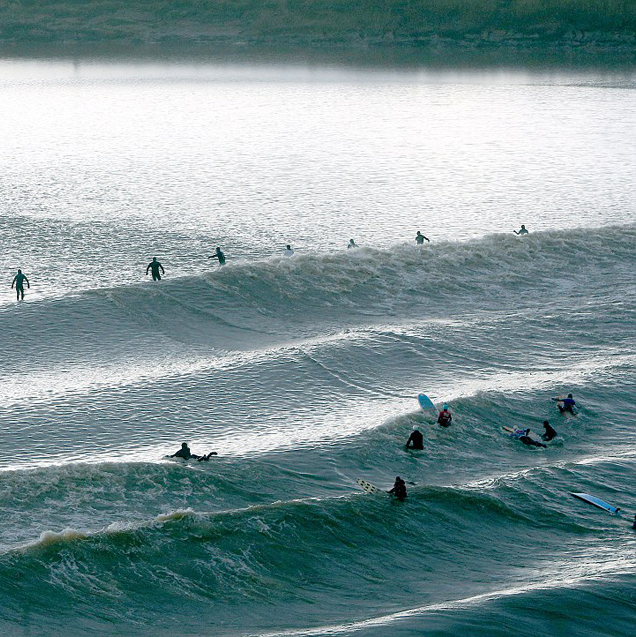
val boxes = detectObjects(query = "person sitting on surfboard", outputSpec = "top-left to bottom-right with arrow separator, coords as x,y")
513,225 -> 529,235
406,425 -> 424,450
415,231 -> 430,244
388,477 -> 407,500
553,394 -> 576,414
170,443 -> 217,462
541,420 -> 557,441
437,404 -> 452,427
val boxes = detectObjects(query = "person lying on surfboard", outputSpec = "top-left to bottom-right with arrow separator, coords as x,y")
406,425 -> 424,450
170,442 -> 217,462
388,477 -> 407,500
508,428 -> 547,449
437,404 -> 452,427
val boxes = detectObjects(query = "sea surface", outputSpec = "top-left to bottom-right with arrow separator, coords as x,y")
0,53 -> 635,636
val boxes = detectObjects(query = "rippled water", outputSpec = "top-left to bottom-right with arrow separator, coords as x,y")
0,56 -> 635,636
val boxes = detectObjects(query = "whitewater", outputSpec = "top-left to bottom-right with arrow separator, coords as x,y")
0,56 -> 635,636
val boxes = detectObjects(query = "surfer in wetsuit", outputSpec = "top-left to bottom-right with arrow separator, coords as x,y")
209,246 -> 226,266
553,394 -> 576,414
170,442 -> 217,462
388,476 -> 407,500
415,231 -> 430,244
632,515 -> 636,530
146,257 -> 165,281
437,404 -> 452,427
11,269 -> 30,301
283,245 -> 294,257
519,429 -> 547,448
513,225 -> 529,235
541,420 -> 557,441
347,239 -> 358,249
406,425 -> 424,450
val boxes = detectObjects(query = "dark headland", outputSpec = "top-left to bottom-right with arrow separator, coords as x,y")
1,0 -> 635,52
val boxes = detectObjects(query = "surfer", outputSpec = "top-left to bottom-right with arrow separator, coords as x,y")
541,420 -> 557,441
406,425 -> 424,450
632,515 -> 636,530
11,269 -> 30,301
146,257 -> 165,281
437,404 -> 452,427
553,394 -> 576,414
388,476 -> 407,500
170,442 -> 217,462
519,429 -> 547,448
283,244 -> 295,257
513,225 -> 529,235
415,231 -> 430,245
209,246 -> 226,266
347,239 -> 358,249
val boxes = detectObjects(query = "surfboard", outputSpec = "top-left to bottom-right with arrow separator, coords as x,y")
418,394 -> 436,410
571,492 -> 620,514
356,479 -> 385,495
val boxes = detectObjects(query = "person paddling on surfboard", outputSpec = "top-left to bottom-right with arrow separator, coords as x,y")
541,420 -> 557,441
388,476 -> 407,500
519,429 -> 547,448
209,246 -> 226,266
415,231 -> 430,245
553,393 -> 576,414
170,442 -> 217,462
406,425 -> 424,450
437,404 -> 452,427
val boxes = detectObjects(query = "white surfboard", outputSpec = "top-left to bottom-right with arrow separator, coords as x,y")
356,479 -> 385,495
571,492 -> 620,514
502,426 -> 542,443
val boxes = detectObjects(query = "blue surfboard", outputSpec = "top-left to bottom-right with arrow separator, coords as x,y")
418,394 -> 436,410
571,492 -> 620,514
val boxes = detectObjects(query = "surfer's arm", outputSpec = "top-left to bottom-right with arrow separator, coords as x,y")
10,277 -> 16,288
25,277 -> 30,287
160,264 -> 165,273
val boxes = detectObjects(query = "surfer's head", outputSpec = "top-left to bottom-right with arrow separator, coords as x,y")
412,425 -> 419,431
543,421 -> 549,426
181,442 -> 188,449
443,404 -> 448,410
567,393 -> 573,398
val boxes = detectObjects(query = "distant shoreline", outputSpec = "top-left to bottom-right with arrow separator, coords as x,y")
1,1 -> 635,54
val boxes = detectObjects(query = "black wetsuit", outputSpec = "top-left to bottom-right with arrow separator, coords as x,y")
211,249 -> 226,265
147,260 -> 165,281
12,272 -> 29,300
542,423 -> 557,441
389,479 -> 407,500
415,233 -> 429,245
519,435 -> 547,449
406,430 -> 424,450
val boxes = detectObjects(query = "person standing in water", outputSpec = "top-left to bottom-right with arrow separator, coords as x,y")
347,239 -> 358,249
406,425 -> 424,450
11,269 -> 30,301
437,404 -> 452,427
209,246 -> 226,266
146,257 -> 165,281
388,476 -> 407,500
283,245 -> 295,257
415,231 -> 430,244
514,225 -> 529,235
541,420 -> 557,441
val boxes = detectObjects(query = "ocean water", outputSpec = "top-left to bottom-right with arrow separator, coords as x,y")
0,56 -> 635,636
